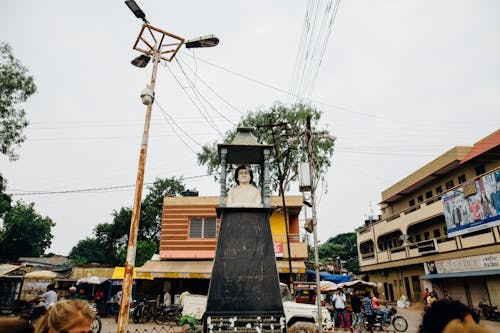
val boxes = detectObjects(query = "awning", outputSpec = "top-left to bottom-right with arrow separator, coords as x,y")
420,269 -> 500,279
112,267 -> 153,280
137,260 -> 213,279
276,261 -> 306,273
137,260 -> 306,278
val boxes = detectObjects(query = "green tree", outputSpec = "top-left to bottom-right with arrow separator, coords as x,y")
68,237 -> 111,266
0,201 -> 54,261
69,177 -> 185,266
0,43 -> 37,160
197,103 -> 335,192
314,232 -> 359,273
0,174 -> 12,216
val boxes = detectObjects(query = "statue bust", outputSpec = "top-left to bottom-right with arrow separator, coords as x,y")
226,165 -> 263,207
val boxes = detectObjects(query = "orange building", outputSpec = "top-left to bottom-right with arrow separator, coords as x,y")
138,195 -> 308,297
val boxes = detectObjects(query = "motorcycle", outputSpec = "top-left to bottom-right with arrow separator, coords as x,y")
132,299 -> 156,323
20,300 -> 47,324
154,304 -> 183,324
366,306 -> 408,332
478,301 -> 500,321
90,302 -> 102,333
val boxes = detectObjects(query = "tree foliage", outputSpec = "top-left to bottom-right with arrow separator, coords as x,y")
314,232 -> 359,274
0,201 -> 54,261
197,103 -> 335,193
68,237 -> 111,266
0,174 -> 12,216
69,177 -> 185,266
0,43 -> 37,160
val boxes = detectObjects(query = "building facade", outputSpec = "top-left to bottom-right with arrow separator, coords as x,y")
137,195 -> 309,299
357,130 -> 500,309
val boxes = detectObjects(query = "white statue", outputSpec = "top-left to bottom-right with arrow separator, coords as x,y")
226,165 -> 263,207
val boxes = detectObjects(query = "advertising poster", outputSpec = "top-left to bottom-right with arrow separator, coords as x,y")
443,170 -> 500,237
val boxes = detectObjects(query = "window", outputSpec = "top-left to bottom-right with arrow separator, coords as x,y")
475,165 -> 486,176
189,217 -> 216,238
433,229 -> 441,238
417,195 -> 424,203
409,199 -> 415,207
458,174 -> 466,184
415,235 -> 421,242
446,180 -> 454,190
425,191 -> 433,199
424,232 -> 430,240
436,186 -> 442,194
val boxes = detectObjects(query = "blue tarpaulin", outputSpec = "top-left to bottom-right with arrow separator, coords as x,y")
306,269 -> 351,283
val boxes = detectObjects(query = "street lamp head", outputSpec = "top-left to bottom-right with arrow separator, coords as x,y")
185,34 -> 220,49
125,0 -> 149,23
131,54 -> 151,68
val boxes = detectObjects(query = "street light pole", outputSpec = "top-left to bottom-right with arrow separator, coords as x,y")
116,48 -> 160,333
119,3 -> 219,333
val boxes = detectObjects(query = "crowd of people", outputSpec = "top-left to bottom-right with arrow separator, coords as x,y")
325,287 -> 495,333
1,283 -> 497,333
327,288 -> 389,331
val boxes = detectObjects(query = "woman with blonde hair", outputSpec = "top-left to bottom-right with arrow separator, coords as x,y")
34,299 -> 94,333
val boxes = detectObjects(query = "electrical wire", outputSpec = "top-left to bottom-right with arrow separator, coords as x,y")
178,57 -> 245,116
163,61 -> 224,137
9,173 -> 213,196
175,58 -> 237,125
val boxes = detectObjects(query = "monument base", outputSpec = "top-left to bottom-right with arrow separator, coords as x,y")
204,208 -> 285,333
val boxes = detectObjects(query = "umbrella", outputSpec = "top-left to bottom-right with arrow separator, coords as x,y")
76,276 -> 109,285
77,276 -> 109,296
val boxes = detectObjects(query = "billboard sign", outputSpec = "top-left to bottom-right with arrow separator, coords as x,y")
443,170 -> 500,237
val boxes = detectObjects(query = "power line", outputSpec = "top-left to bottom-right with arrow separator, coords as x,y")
9,174 -> 213,196
163,61 -> 224,137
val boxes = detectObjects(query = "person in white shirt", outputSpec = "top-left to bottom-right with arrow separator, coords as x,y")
39,284 -> 58,308
332,289 -> 349,329
163,290 -> 171,306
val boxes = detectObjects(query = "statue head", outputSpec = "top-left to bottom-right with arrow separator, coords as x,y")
234,165 -> 254,185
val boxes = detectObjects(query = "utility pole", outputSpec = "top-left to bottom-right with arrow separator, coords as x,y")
120,2 -> 219,333
306,115 -> 323,333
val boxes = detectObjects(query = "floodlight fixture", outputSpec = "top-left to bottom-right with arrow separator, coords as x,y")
125,0 -> 149,23
131,54 -> 151,68
185,34 -> 220,49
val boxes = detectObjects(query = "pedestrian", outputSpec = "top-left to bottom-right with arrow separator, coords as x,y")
350,290 -> 363,332
423,288 -> 430,307
362,291 -> 375,330
426,291 -> 437,307
66,286 -> 78,299
163,289 -> 172,306
332,289 -> 350,330
34,299 -> 94,333
443,289 -> 454,302
76,288 -> 87,300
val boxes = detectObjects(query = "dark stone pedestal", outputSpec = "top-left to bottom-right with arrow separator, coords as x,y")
203,208 -> 285,333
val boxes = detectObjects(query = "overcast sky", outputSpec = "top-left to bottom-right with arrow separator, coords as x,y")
1,1 -> 499,256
